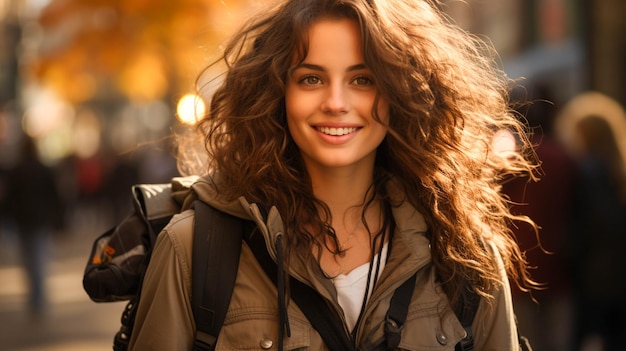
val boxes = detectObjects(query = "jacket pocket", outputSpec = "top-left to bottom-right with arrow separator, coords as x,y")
217,307 -> 311,350
396,301 -> 465,351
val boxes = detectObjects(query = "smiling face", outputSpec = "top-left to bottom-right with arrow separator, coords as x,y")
285,18 -> 389,175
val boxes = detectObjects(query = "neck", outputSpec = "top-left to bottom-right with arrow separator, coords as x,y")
308,167 -> 381,243
310,168 -> 374,214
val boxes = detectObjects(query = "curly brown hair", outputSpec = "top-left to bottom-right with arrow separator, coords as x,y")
179,0 -> 539,305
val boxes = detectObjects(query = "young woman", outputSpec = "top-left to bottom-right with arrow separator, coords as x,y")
129,0 -> 538,349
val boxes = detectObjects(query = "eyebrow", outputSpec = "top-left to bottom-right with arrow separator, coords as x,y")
290,63 -> 368,73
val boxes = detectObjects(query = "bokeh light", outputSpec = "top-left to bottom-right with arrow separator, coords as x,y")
176,93 -> 205,125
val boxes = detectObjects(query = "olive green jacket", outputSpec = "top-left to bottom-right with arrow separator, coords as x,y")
129,176 -> 521,350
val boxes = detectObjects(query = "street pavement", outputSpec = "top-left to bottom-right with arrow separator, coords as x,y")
0,206 -> 124,351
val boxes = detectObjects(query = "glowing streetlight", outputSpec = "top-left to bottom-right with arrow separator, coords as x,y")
176,94 -> 205,125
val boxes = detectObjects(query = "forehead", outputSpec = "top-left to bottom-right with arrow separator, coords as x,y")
299,18 -> 364,63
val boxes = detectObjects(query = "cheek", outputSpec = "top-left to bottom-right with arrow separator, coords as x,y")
284,98 -> 305,144
285,86 -> 308,121
375,98 -> 390,126
371,99 -> 390,142
285,110 -> 298,140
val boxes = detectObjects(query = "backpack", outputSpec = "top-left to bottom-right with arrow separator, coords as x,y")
83,179 -> 521,351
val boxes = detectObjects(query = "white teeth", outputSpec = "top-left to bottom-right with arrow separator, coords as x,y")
316,126 -> 358,136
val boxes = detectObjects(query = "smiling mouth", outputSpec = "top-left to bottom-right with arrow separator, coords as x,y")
315,126 -> 359,136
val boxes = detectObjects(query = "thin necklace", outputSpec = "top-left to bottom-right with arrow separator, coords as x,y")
339,220 -> 362,250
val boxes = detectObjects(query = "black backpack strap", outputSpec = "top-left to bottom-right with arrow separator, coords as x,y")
384,272 -> 417,349
452,288 -> 533,351
245,229 -> 357,351
191,201 -> 244,351
454,286 -> 480,351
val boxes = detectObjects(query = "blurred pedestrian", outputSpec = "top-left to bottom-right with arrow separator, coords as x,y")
502,85 -> 578,351
2,136 -> 65,317
555,92 -> 626,351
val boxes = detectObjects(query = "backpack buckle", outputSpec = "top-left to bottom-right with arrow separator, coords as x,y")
384,317 -> 403,349
193,330 -> 217,351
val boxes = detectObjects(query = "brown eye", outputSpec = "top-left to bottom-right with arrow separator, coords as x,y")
353,76 -> 374,86
300,75 -> 322,85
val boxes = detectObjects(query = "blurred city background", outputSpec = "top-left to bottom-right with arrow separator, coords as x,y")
0,0 -> 625,350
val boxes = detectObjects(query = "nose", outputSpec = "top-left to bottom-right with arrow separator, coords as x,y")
321,82 -> 350,115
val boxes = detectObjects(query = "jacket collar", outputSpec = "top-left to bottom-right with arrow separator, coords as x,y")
190,174 -> 432,298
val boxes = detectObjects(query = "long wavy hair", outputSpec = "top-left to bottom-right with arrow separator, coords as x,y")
180,0 -> 539,305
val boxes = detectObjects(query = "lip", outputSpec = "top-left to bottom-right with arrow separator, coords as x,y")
311,124 -> 362,145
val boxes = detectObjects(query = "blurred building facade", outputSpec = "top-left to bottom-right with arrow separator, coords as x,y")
446,0 -> 625,108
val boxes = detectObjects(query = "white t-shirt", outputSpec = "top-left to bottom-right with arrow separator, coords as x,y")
332,241 -> 389,331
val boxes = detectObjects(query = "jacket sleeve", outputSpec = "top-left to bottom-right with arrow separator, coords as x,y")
129,211 -> 196,351
472,241 -> 521,351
